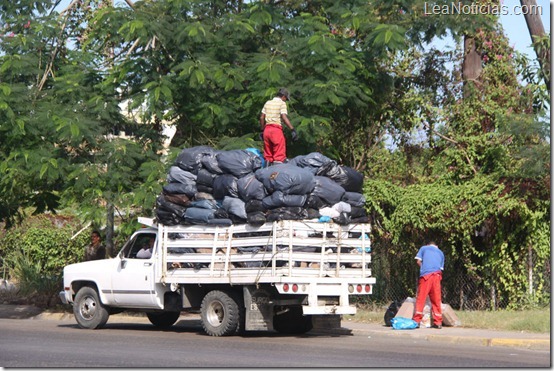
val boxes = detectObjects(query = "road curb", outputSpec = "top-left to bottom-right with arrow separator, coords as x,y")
343,327 -> 551,351
488,338 -> 551,350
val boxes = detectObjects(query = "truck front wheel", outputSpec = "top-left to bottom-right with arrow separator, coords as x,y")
73,286 -> 109,329
200,290 -> 243,336
146,311 -> 181,328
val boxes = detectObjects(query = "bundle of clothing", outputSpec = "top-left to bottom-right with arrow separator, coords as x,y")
155,146 -> 369,227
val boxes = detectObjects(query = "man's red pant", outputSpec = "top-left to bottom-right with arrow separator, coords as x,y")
413,271 -> 443,326
263,124 -> 286,163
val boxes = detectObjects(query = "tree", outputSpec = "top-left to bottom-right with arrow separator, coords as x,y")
0,0 -> 166,240
520,0 -> 550,89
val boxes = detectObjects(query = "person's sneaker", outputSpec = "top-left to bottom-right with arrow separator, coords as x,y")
431,324 -> 442,329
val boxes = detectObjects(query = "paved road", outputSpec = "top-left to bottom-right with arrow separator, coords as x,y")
0,317 -> 549,368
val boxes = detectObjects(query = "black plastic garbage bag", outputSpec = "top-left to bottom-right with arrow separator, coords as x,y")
156,194 -> 187,216
162,191 -> 192,207
322,164 -> 363,193
155,209 -> 182,226
163,182 -> 197,198
222,196 -> 247,220
312,176 -> 345,206
213,174 -> 239,199
196,168 -> 217,187
247,211 -> 266,226
245,199 -> 265,213
342,191 -> 366,207
201,152 -> 224,174
289,152 -> 336,175
305,194 -> 326,209
190,199 -> 218,210
237,174 -> 267,201
384,300 -> 404,327
266,207 -> 308,221
217,149 -> 263,178
184,207 -> 215,224
262,191 -> 307,209
175,145 -> 216,173
167,166 -> 197,184
255,164 -> 315,195
350,206 -> 367,218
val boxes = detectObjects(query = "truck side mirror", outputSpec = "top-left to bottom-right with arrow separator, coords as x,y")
120,259 -> 127,269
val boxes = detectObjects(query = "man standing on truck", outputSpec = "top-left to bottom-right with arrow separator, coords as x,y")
259,88 -> 298,165
412,241 -> 444,329
84,230 -> 106,261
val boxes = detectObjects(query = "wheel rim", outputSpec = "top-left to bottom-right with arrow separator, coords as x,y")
80,295 -> 97,320
206,300 -> 224,327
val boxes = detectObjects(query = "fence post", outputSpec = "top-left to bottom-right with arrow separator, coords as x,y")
490,282 -> 496,310
528,243 -> 533,296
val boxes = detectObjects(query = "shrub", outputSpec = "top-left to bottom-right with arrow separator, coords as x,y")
0,214 -> 89,307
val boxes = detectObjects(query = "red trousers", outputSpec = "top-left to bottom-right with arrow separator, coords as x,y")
263,124 -> 286,163
413,271 -> 443,326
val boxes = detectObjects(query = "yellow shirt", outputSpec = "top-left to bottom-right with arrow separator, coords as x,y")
262,97 -> 288,126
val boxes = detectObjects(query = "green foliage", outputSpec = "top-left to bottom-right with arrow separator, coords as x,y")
0,214 -> 89,307
366,23 -> 550,309
5,250 -> 62,307
0,214 -> 89,274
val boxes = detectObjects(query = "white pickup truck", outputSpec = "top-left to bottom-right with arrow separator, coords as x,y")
60,217 -> 375,336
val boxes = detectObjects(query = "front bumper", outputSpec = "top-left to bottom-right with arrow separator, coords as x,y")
59,290 -> 69,305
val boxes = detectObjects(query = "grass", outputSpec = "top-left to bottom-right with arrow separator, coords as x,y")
350,303 -> 550,334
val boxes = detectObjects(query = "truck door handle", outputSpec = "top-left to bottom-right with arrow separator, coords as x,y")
144,262 -> 152,266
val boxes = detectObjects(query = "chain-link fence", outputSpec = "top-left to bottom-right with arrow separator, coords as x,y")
361,245 -> 551,310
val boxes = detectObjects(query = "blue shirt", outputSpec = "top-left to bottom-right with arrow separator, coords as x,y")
415,244 -> 444,277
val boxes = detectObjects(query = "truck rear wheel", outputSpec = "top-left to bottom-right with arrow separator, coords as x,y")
146,311 -> 181,328
273,306 -> 313,334
73,286 -> 109,329
200,290 -> 243,336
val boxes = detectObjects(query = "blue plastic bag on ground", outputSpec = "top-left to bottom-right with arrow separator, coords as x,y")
391,317 -> 418,330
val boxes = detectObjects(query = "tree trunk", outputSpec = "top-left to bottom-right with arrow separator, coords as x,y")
520,0 -> 550,90
462,36 -> 482,98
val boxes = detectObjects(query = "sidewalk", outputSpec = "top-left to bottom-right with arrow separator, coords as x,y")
0,304 -> 549,351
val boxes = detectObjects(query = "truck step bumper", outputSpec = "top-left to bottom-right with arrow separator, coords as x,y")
302,305 -> 356,315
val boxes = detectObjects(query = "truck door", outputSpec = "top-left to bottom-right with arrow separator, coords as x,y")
111,232 -> 158,308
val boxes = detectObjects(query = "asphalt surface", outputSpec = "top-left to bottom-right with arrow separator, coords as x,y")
0,304 -> 549,351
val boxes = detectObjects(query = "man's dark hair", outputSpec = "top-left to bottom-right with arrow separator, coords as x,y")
92,230 -> 101,238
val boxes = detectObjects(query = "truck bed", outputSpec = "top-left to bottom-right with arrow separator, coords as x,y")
151,219 -> 374,285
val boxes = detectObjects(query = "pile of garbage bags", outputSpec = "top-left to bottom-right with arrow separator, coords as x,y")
155,146 -> 369,226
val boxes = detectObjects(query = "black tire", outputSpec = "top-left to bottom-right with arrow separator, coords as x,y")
73,286 -> 109,329
146,311 -> 181,328
200,290 -> 244,336
273,306 -> 313,334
